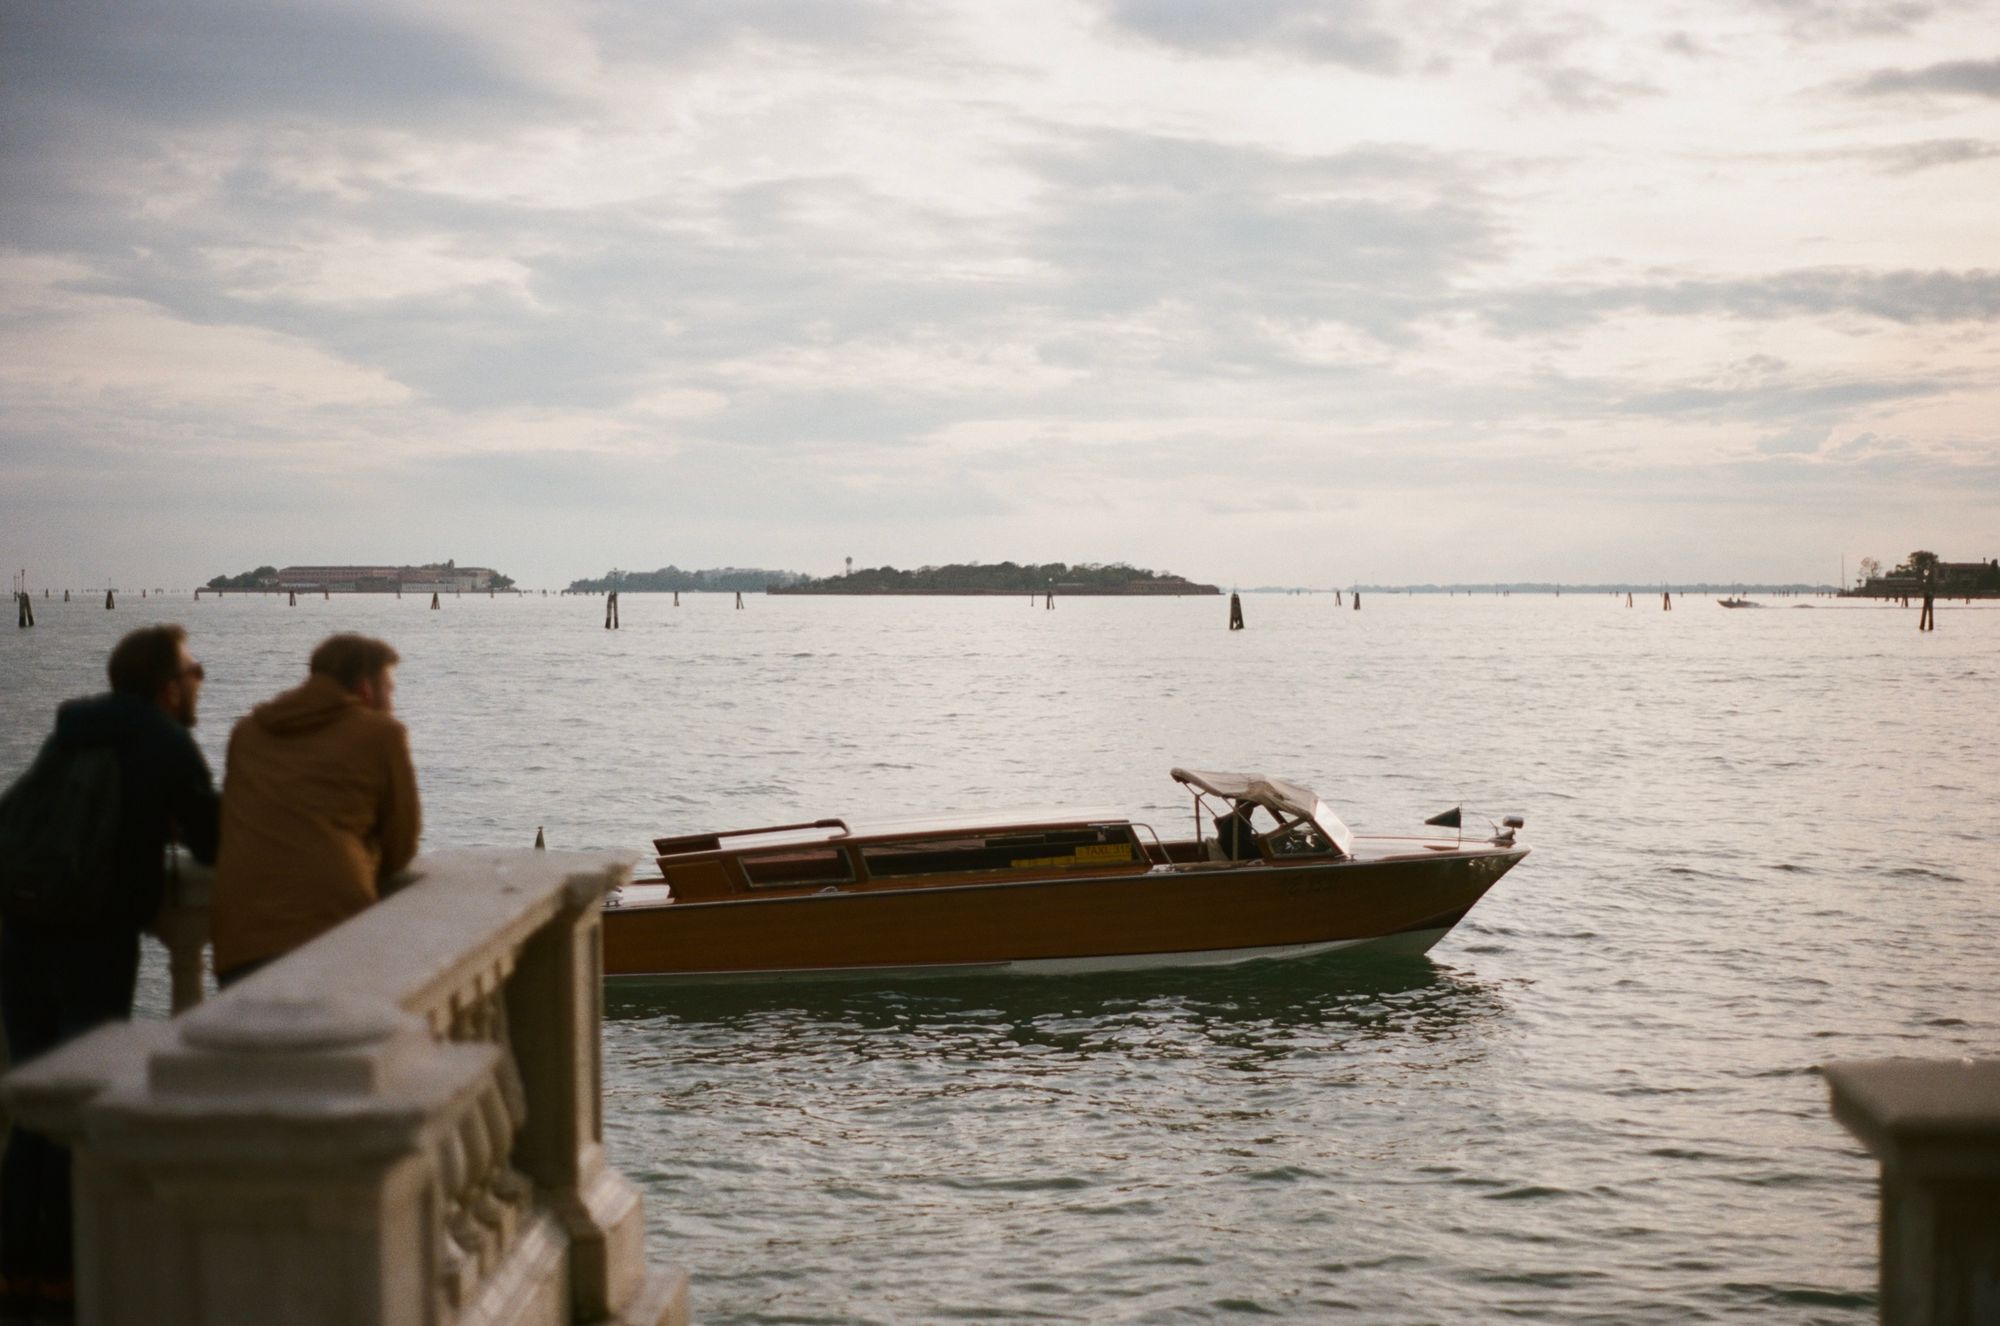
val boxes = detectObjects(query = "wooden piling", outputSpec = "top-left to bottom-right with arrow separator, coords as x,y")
735,591 -> 743,610
289,590 -> 297,606
1335,590 -> 1342,606
1663,591 -> 1672,611
16,593 -> 31,629
1353,592 -> 1360,610
1627,592 -> 1633,607
1228,593 -> 1245,631
431,592 -> 440,610
105,589 -> 115,609
606,592 -> 619,629
63,590 -> 69,602
534,826 -> 545,850
1919,572 -> 1936,632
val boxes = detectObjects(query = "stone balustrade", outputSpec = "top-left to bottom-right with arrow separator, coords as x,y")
1,849 -> 689,1326
1825,1057 -> 2000,1326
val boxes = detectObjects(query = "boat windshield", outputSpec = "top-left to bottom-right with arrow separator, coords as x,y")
1309,799 -> 1355,857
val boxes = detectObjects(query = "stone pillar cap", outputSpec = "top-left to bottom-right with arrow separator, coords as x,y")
181,994 -> 407,1054
1825,1057 -> 2000,1174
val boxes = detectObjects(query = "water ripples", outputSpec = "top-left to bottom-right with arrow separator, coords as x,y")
7,593 -> 1997,1321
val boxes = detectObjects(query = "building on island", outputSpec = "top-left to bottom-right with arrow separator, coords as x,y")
269,563 -> 504,593
1848,551 -> 2000,598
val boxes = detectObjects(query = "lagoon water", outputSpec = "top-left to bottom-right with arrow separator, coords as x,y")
4,589 -> 1997,1323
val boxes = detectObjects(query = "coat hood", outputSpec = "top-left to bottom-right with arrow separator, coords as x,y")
250,673 -> 365,736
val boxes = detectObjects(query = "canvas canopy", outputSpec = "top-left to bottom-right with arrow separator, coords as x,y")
1170,769 -> 1322,820
1171,768 -> 1355,857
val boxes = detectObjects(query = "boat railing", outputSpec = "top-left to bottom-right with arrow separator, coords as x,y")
1128,819 -> 1168,863
1,848 -> 689,1326
655,816 -> 849,854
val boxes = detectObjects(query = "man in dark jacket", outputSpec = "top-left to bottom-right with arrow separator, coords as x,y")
0,624 -> 220,1326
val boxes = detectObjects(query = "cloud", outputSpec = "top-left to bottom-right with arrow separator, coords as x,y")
1021,133 -> 1501,338
1752,0 -> 1937,40
0,0 -> 559,133
1481,268 -> 2000,334
1610,375 -> 1949,423
1095,0 -> 1403,72
1849,57 -> 2000,100
1527,66 -> 1661,111
1859,138 -> 2000,173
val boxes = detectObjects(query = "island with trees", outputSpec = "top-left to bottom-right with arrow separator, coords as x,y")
769,561 -> 1218,596
567,566 -> 808,593
1845,550 -> 2000,598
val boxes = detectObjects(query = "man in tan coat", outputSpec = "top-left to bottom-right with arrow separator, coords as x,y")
212,634 -> 421,985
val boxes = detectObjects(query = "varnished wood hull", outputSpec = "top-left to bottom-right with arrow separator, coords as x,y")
602,846 -> 1527,981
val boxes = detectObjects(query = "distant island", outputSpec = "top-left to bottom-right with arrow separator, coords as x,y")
568,566 -> 808,593
205,561 -> 514,592
1842,550 -> 1998,598
770,562 -> 1218,596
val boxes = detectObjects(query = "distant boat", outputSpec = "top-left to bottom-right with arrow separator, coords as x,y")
1717,597 -> 1764,609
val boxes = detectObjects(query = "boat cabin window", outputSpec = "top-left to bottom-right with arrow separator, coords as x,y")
739,846 -> 856,889
859,824 -> 1140,880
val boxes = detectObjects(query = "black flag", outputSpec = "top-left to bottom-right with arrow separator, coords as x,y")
1424,807 -> 1462,828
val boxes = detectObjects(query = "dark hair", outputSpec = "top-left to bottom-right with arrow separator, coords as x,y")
107,624 -> 190,698
309,634 -> 400,691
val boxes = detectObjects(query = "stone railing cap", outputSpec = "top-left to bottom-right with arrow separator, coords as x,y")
181,994 -> 407,1053
1824,1057 -> 2000,1157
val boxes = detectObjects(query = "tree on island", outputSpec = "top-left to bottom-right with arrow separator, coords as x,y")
206,566 -> 278,590
778,561 -> 1214,594
567,566 -> 808,593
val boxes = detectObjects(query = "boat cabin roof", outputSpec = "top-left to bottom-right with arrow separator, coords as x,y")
1171,768 -> 1321,820
655,805 -> 1130,857
1172,767 -> 1355,858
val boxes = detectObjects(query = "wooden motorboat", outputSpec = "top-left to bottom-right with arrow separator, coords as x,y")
604,772 -> 1528,980
601,769 -> 1528,981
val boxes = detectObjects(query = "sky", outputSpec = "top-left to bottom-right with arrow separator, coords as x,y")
2,0 -> 1996,590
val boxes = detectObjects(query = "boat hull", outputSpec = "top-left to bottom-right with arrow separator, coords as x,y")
602,846 -> 1525,982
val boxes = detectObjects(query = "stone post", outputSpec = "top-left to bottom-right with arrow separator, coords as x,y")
505,872 -> 649,1323
154,848 -> 215,1014
1825,1058 -> 2000,1325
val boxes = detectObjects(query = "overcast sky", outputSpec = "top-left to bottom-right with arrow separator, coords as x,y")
3,0 -> 1996,589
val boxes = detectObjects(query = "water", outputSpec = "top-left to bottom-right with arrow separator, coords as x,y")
5,590 -> 1996,1322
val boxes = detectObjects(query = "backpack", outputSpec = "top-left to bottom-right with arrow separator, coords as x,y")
0,742 -> 124,926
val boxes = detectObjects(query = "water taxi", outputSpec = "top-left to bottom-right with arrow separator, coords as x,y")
601,768 -> 1527,981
